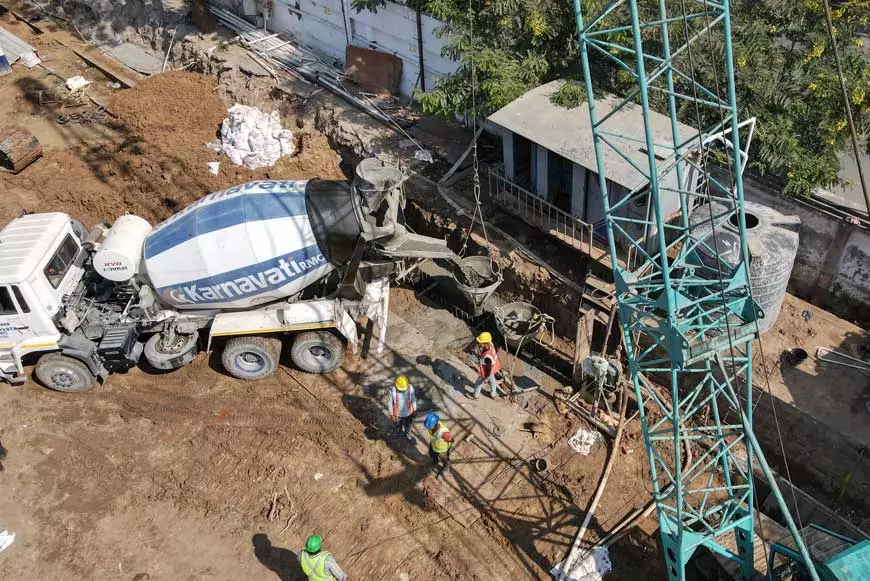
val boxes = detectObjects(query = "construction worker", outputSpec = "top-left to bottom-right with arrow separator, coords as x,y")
472,331 -> 502,400
299,534 -> 347,581
424,412 -> 452,476
389,375 -> 417,440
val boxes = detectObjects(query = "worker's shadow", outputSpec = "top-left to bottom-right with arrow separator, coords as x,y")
252,534 -> 305,581
340,393 -> 434,510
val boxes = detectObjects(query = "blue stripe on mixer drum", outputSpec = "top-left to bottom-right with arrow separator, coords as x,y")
144,182 -> 309,259
157,244 -> 326,306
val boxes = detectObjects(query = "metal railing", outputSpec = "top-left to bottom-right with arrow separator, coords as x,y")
488,170 -> 594,257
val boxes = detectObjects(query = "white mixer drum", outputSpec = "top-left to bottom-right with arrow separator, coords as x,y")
142,180 -> 336,310
93,214 -> 152,282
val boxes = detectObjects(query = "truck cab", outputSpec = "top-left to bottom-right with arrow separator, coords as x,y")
0,213 -> 85,383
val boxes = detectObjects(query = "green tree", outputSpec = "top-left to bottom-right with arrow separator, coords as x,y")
353,0 -> 870,196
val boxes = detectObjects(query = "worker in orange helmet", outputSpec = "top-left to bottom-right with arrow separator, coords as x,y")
472,331 -> 502,400
389,375 -> 417,441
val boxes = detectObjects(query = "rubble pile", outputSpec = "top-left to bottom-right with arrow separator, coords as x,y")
219,104 -> 294,169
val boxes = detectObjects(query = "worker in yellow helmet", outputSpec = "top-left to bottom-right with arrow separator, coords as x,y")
472,331 -> 502,400
299,534 -> 347,581
388,375 -> 417,441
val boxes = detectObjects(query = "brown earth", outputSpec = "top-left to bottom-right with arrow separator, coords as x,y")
0,17 -> 667,581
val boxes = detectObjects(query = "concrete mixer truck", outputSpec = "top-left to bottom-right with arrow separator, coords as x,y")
0,159 -> 459,392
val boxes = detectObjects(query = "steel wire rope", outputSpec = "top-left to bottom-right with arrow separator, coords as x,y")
696,0 -> 807,546
676,0 -> 806,559
675,0 -> 777,562
457,0 -> 499,275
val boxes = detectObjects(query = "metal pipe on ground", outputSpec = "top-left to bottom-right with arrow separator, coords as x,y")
558,383 -> 629,581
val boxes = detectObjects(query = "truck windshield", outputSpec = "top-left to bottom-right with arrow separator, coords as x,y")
44,234 -> 79,289
0,287 -> 15,315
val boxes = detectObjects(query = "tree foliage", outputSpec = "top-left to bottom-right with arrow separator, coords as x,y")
353,0 -> 870,197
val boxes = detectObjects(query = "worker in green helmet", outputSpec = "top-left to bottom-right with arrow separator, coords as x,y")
299,534 -> 347,581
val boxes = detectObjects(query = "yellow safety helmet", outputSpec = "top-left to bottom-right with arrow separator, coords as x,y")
476,331 -> 493,344
395,375 -> 409,391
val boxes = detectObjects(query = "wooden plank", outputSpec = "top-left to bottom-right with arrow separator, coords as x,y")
53,39 -> 139,88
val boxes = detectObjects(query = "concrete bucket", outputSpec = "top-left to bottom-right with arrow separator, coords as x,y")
451,255 -> 502,315
494,301 -> 553,350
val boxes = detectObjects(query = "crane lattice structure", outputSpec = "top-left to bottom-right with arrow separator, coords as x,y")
570,1 -> 821,580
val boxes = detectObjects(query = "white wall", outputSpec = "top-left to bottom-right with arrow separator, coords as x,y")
270,0 -> 460,96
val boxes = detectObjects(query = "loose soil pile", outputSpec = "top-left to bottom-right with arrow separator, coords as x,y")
1,70 -> 345,227
111,72 -> 227,152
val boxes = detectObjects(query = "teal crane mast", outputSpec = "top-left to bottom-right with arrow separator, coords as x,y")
570,1 -> 823,579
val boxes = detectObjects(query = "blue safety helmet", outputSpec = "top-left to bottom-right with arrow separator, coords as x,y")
424,412 -> 440,429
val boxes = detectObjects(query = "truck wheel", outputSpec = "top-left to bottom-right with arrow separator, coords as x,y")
35,353 -> 96,392
144,332 -> 198,371
221,336 -> 282,381
290,331 -> 344,374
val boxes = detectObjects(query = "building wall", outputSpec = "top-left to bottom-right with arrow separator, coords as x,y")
499,137 -> 870,322
268,0 -> 460,96
736,172 -> 870,323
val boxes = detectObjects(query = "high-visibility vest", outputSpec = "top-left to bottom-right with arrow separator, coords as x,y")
429,422 -> 452,453
478,344 -> 501,378
391,385 -> 415,417
299,550 -> 335,581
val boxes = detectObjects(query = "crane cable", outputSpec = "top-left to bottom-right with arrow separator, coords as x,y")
677,0 -> 806,556
673,3 -> 782,568
457,0 -> 499,275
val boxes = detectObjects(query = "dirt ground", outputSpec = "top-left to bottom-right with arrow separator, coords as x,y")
752,292 -> 870,445
0,14 -> 666,581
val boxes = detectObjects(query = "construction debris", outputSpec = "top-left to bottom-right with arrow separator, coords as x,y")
65,75 -> 90,91
567,427 -> 601,456
208,6 -> 400,127
0,126 -> 42,173
0,530 -> 14,553
550,547 -> 613,581
100,42 -> 163,75
55,108 -> 108,126
0,26 -> 40,73
220,104 -> 295,169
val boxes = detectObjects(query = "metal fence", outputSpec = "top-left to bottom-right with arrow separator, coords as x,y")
487,169 -> 594,257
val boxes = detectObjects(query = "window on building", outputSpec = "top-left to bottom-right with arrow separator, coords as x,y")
44,234 -> 79,289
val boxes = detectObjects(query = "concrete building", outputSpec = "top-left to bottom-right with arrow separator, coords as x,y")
487,80 -> 702,250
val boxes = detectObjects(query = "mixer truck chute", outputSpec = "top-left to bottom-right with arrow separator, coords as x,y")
0,159 -> 466,392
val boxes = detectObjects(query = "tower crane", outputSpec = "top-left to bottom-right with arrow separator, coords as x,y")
568,1 -> 870,580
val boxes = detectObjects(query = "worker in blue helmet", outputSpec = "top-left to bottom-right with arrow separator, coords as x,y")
424,412 -> 453,477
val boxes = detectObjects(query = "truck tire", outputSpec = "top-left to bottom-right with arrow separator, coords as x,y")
290,331 -> 344,374
35,353 -> 96,392
144,332 -> 198,371
221,336 -> 282,381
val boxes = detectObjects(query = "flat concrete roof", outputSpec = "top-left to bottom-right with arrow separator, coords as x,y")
487,79 -> 700,190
